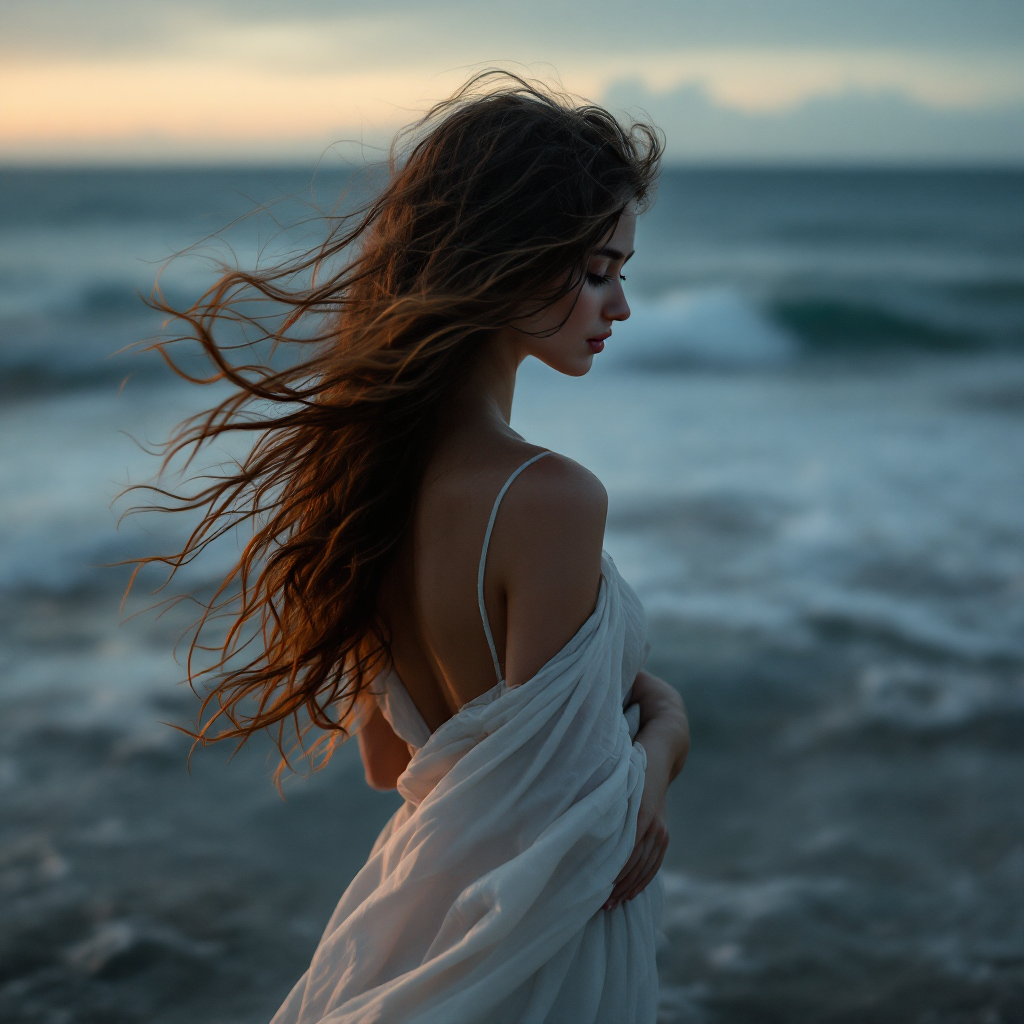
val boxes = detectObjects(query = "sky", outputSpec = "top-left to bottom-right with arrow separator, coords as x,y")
2,0 -> 1023,164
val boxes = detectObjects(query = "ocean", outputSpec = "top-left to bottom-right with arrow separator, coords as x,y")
1,166 -> 1022,1023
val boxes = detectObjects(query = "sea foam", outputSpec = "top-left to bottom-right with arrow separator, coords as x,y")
604,289 -> 797,369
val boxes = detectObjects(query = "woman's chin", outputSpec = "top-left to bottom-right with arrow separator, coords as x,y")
562,361 -> 593,378
542,353 -> 594,378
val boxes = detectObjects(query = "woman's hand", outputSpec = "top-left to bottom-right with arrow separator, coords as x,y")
604,669 -> 689,911
604,757 -> 671,909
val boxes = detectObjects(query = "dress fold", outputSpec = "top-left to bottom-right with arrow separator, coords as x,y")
271,554 -> 661,1024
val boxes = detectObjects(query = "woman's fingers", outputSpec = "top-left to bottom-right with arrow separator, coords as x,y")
611,838 -> 650,901
627,834 -> 667,901
623,832 -> 659,896
611,840 -> 643,888
630,818 -> 669,897
606,821 -> 658,908
606,869 -> 642,908
607,851 -> 644,906
605,839 -> 647,908
605,815 -> 670,910
611,808 -> 653,886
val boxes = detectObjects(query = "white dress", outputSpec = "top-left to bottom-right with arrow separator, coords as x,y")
271,453 -> 662,1024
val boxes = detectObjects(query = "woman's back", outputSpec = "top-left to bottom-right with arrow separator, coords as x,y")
379,429 -> 608,733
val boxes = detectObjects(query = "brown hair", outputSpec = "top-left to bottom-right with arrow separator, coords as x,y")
132,70 -> 662,771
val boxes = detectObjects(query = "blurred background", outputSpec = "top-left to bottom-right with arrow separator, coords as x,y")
1,3 -> 1023,1022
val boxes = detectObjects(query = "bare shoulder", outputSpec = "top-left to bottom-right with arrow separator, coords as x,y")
489,451 -> 607,686
413,442 -> 607,692
490,451 -> 607,587
501,451 -> 607,529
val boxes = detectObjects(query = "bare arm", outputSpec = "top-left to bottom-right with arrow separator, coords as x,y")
493,455 -> 608,689
357,701 -> 413,791
605,668 -> 690,909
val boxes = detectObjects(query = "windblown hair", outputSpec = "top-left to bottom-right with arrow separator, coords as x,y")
133,71 -> 662,769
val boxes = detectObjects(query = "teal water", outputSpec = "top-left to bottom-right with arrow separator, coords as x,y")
1,167 -> 1022,1022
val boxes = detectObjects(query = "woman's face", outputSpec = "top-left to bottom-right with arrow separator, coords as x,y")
508,207 -> 637,377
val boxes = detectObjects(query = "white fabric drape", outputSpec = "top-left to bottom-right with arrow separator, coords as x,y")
271,554 -> 661,1024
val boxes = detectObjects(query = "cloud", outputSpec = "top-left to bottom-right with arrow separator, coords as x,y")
2,1 -> 1023,164
591,49 -> 1024,113
605,80 -> 1024,163
3,0 -> 1024,59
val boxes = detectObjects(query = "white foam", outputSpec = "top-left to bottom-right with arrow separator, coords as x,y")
798,586 -> 1024,661
857,663 -> 1024,729
784,664 -> 1024,745
603,288 -> 796,370
660,870 -> 847,943
0,380 -> 240,593
641,590 -> 809,643
515,354 -> 1024,670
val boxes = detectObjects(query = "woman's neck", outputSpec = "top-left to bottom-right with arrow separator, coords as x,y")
457,331 -> 523,431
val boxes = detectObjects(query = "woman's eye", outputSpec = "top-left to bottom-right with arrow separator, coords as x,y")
586,271 -> 627,286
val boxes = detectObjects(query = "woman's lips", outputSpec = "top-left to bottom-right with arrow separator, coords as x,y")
587,332 -> 610,354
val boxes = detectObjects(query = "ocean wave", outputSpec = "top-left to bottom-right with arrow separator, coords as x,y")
799,588 -> 1024,662
642,591 -> 809,644
2,278 -> 1017,406
0,279 -> 189,322
604,289 -> 797,370
75,282 -> 153,318
0,304 -> 214,404
781,663 -> 1024,750
639,575 -> 1024,667
601,288 -> 1006,370
0,508 -> 240,598
855,663 -> 1024,731
0,364 -> 125,403
0,349 -> 175,404
656,859 -> 1024,1019
660,870 -> 847,939
0,382 -> 244,597
772,297 -> 985,352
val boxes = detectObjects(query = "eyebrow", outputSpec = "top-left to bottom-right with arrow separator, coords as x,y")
595,246 -> 635,262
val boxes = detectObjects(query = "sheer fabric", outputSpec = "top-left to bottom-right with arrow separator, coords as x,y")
271,549 -> 661,1024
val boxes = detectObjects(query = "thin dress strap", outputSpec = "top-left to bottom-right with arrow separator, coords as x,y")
477,451 -> 552,685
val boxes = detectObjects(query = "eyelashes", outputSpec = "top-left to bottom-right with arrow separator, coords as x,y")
586,272 -> 626,287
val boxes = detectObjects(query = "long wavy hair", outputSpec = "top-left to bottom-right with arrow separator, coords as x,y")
132,71 -> 662,771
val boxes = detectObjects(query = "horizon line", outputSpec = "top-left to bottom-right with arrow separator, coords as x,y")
2,158 -> 1023,173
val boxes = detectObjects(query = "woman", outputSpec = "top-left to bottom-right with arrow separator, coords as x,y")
142,72 -> 690,1023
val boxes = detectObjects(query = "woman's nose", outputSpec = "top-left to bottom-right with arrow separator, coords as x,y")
607,287 -> 630,323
